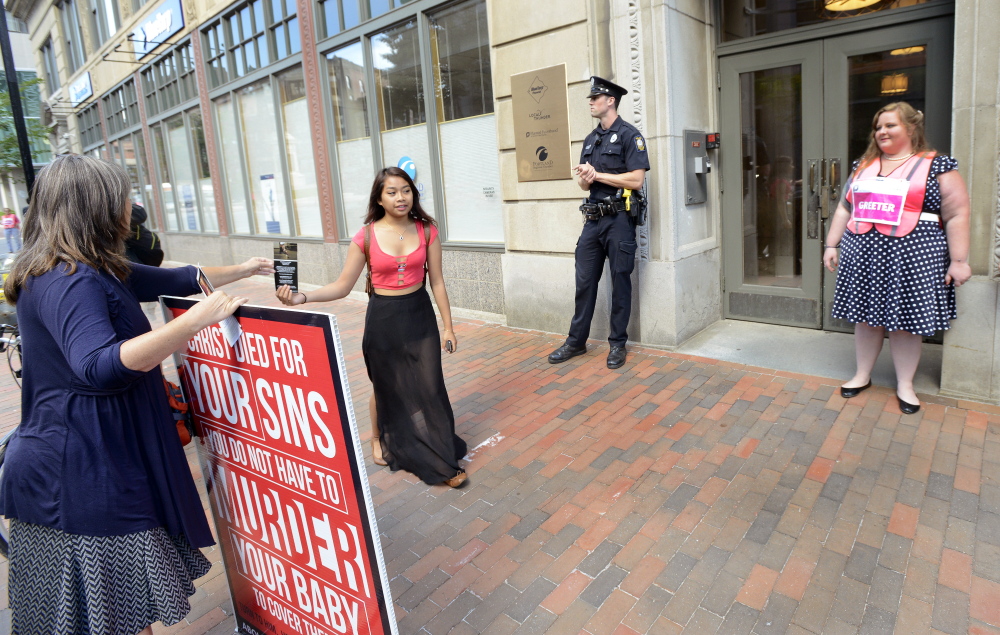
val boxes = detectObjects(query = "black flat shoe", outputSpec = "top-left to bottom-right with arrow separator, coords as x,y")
840,380 -> 872,399
607,346 -> 627,369
897,395 -> 921,415
548,344 -> 586,364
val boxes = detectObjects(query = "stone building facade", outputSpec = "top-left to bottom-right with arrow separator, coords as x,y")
9,0 -> 1000,403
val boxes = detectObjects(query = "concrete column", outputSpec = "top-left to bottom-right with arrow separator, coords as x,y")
939,0 -> 1000,404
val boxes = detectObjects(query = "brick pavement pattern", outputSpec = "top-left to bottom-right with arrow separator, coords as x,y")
1,275 -> 999,635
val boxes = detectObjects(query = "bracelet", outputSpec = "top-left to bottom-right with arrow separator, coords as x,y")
301,292 -> 307,303
824,244 -> 840,249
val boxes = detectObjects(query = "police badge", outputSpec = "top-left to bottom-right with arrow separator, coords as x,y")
635,136 -> 646,152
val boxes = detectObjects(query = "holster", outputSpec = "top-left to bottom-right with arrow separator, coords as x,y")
580,197 -> 626,221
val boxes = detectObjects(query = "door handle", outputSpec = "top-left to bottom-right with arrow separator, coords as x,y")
827,158 -> 841,210
806,159 -> 821,239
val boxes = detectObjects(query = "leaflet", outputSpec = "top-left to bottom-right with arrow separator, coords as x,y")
196,266 -> 243,347
273,242 -> 299,293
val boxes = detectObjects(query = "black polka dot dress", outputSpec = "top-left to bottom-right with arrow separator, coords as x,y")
831,155 -> 958,337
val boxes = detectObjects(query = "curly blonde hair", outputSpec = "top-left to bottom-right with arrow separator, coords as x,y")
857,102 -> 932,170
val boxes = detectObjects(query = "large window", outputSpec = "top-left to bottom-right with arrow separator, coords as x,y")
78,102 -> 103,149
41,39 -> 60,94
213,67 -> 320,237
317,0 -> 402,39
372,20 -> 436,216
428,0 -> 500,242
60,0 -> 87,73
0,71 -> 52,165
202,0 -> 300,89
88,0 -> 120,48
6,12 -> 28,34
721,0 -> 937,42
108,131 -> 155,228
326,42 -> 373,237
320,0 -> 502,244
103,80 -> 139,136
149,108 -> 218,233
142,42 -> 197,117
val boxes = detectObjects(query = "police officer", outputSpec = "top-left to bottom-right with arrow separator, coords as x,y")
548,76 -> 650,369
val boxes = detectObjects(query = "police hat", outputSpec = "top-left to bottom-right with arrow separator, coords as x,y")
587,76 -> 628,100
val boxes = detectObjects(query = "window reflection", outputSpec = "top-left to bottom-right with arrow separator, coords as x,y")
740,66 -> 802,287
847,47 -> 927,162
373,20 -> 436,215
215,95 -> 251,234
372,20 -> 425,130
430,0 -> 503,243
722,0 -> 936,42
278,67 -> 321,237
327,42 -> 374,238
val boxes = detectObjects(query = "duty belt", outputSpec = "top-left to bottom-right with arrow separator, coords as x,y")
580,200 -> 625,221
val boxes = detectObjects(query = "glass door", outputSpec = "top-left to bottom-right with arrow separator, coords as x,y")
721,43 -> 825,328
821,18 -> 954,331
720,17 -> 953,330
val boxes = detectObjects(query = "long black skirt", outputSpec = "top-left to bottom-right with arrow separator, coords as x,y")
363,287 -> 466,485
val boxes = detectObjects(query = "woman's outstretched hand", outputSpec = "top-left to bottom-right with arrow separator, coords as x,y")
442,329 -> 458,354
186,290 -> 248,330
276,284 -> 307,306
242,257 -> 275,278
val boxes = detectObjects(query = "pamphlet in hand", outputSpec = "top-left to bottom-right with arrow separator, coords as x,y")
197,266 -> 242,347
273,242 -> 299,293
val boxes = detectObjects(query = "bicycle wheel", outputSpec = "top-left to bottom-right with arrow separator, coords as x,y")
6,334 -> 20,388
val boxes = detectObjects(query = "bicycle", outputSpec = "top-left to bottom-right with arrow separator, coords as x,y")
0,322 -> 21,556
0,425 -> 12,556
0,323 -> 21,388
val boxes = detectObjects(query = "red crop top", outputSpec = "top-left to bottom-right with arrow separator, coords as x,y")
352,221 -> 438,290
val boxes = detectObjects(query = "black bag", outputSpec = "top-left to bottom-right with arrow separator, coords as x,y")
125,203 -> 164,267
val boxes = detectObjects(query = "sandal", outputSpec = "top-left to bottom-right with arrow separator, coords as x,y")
371,436 -> 387,466
445,469 -> 467,488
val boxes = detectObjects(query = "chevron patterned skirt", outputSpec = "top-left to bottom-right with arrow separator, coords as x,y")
8,519 -> 211,635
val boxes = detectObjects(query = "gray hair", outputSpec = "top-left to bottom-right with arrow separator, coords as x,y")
4,154 -> 133,303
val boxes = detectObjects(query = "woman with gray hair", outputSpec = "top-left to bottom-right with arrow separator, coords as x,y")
0,154 -> 274,634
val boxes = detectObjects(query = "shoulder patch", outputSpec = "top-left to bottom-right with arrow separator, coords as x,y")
635,135 -> 646,152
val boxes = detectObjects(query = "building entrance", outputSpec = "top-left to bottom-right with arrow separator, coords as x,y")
719,11 -> 954,330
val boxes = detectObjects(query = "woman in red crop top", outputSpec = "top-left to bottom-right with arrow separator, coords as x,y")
276,167 -> 467,488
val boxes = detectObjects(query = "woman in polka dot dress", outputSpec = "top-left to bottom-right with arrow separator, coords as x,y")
823,102 -> 971,415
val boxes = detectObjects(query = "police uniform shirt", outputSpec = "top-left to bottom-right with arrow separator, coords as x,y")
580,116 -> 650,202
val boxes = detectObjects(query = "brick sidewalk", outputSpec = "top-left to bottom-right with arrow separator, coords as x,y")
4,275 -> 1000,635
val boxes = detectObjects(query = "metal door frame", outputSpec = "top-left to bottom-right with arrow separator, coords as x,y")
720,43 -> 825,328
719,14 -> 954,331
821,17 -> 955,332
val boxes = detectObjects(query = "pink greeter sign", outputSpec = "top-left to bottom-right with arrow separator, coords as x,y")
851,177 -> 910,226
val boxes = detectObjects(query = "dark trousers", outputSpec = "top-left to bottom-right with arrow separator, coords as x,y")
567,212 -> 637,348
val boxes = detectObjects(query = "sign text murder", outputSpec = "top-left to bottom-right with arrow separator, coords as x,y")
177,315 -> 383,635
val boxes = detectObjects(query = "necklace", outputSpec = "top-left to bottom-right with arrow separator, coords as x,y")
381,220 -> 409,241
882,151 -> 914,162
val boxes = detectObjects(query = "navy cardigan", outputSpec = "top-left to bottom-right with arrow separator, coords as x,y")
0,263 -> 213,547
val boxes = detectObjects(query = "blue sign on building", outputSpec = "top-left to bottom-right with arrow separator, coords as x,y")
68,72 -> 92,105
132,0 -> 185,60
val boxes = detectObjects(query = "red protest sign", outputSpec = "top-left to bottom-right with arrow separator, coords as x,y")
162,298 -> 397,635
